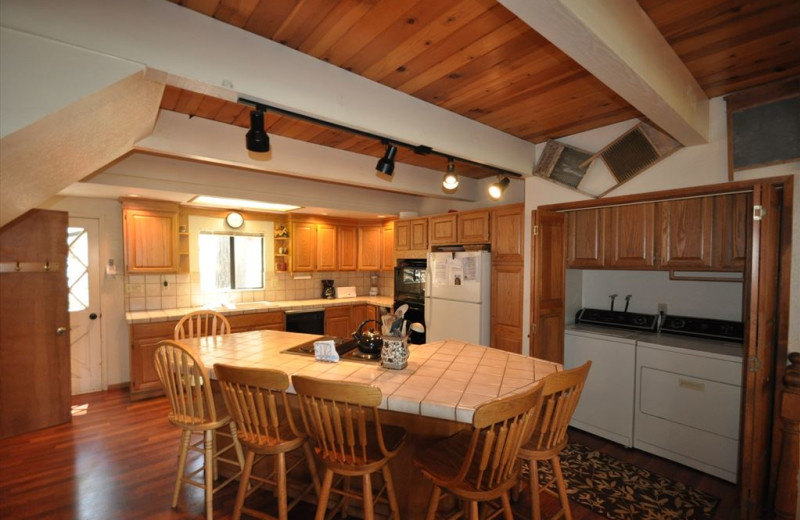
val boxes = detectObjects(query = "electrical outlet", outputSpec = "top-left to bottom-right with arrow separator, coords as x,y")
657,303 -> 668,314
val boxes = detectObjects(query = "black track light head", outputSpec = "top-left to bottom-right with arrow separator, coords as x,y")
376,143 -> 398,176
246,109 -> 270,153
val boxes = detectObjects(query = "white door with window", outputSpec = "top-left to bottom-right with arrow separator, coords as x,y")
68,218 -> 103,395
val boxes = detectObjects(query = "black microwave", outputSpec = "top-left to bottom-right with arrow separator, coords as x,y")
394,260 -> 426,303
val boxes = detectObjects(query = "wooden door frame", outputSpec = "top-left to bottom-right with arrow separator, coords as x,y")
532,175 -> 793,517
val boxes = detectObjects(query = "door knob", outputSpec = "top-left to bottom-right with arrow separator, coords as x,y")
56,327 -> 68,336
89,313 -> 98,320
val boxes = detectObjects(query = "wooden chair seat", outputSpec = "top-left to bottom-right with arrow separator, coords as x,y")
292,375 -> 406,520
414,381 -> 545,520
215,364 -> 320,520
153,340 -> 245,520
516,362 -> 591,520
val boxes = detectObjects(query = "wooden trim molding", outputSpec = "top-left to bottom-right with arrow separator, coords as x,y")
774,353 -> 800,519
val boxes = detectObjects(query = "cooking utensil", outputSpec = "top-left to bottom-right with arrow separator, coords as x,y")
395,304 -> 408,318
352,319 -> 383,354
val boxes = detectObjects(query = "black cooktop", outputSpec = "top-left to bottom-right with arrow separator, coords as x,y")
282,336 -> 381,362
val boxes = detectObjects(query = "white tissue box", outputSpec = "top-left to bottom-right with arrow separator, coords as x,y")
314,340 -> 339,362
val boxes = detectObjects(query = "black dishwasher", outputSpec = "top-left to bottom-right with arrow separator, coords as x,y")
285,309 -> 325,335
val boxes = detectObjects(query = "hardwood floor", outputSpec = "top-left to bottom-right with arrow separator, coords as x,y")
0,388 -> 738,519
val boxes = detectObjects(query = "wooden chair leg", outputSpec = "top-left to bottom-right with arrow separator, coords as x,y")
172,429 -> 191,507
529,460 -> 541,520
362,473 -> 374,520
212,429 -> 219,480
302,442 -> 321,498
551,456 -> 572,520
468,500 -> 479,520
501,492 -> 514,520
229,422 -> 245,469
204,430 -> 214,519
233,451 -> 255,520
276,452 -> 288,520
315,468 -> 334,520
425,485 -> 442,520
382,465 -> 401,520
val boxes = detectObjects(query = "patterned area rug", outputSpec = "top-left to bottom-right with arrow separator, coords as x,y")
523,443 -> 720,520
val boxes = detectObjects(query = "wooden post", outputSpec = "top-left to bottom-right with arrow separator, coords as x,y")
775,352 -> 800,519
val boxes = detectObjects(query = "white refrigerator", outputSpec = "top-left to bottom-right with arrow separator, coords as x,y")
424,251 -> 491,346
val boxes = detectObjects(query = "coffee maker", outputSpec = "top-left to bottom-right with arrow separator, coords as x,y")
321,279 -> 335,299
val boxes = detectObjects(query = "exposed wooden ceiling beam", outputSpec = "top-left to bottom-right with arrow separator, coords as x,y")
499,0 -> 709,146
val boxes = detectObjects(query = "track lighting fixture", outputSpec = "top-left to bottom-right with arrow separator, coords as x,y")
237,97 -> 525,181
376,143 -> 398,175
246,107 -> 270,153
442,157 -> 459,190
488,176 -> 510,200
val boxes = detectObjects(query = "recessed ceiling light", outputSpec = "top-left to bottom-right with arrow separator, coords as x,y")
189,195 -> 301,212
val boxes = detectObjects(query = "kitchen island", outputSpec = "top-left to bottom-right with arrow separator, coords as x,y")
180,329 -> 562,516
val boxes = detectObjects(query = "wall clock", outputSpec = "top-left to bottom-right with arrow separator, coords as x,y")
225,211 -> 244,229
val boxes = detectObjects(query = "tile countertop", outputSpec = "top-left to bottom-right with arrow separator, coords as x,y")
126,296 -> 396,324
182,330 -> 562,425
565,323 -> 744,361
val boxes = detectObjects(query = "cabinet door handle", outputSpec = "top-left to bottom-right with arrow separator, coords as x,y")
678,379 -> 705,392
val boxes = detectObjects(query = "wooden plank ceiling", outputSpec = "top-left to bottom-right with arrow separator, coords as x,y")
163,0 -> 800,179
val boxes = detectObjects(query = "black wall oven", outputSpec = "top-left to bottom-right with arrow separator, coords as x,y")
394,259 -> 426,344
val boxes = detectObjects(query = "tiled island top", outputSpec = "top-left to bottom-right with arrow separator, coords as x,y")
182,330 -> 562,425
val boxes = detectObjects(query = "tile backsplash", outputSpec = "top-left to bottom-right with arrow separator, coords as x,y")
125,271 -> 394,311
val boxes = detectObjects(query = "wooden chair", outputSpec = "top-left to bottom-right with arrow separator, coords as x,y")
292,375 -> 407,520
214,364 -> 321,520
153,340 -> 245,519
516,362 -> 591,520
413,380 -> 545,520
175,310 -> 231,340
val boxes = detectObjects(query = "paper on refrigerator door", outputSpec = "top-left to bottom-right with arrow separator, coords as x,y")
432,255 -> 480,286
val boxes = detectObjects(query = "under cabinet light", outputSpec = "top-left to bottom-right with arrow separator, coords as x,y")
189,196 -> 300,212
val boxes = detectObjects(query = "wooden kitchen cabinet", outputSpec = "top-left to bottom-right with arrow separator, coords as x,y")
713,192 -> 750,271
228,311 -> 285,333
316,223 -> 337,271
658,197 -> 713,269
351,304 -> 370,331
381,223 -> 394,270
338,225 -> 358,271
291,221 -> 316,272
325,306 -> 352,338
605,203 -> 656,268
358,226 -> 382,271
130,320 -> 178,400
394,217 -> 428,258
491,263 -> 524,353
458,210 -> 490,244
429,214 -> 457,245
491,204 -> 524,264
567,208 -> 605,268
122,200 -> 179,273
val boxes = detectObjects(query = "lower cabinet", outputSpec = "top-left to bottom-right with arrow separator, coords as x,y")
130,320 -> 179,401
564,329 -> 636,447
324,306 -> 352,338
129,310 -> 287,401
490,263 -> 524,353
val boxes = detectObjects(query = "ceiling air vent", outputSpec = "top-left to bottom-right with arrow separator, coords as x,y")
591,122 -> 682,185
534,140 -> 593,190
